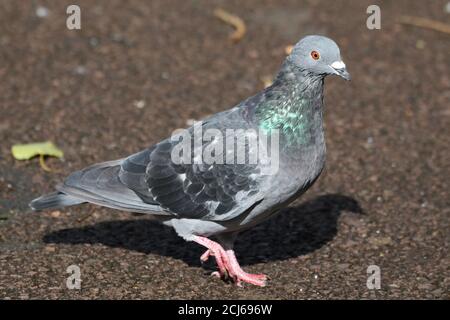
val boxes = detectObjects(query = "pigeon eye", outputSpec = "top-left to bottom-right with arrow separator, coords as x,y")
311,51 -> 320,60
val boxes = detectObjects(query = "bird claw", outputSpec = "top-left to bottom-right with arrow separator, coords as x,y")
194,236 -> 269,287
231,273 -> 267,287
200,249 -> 212,263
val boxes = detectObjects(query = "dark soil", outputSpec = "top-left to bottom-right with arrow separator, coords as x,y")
0,0 -> 449,299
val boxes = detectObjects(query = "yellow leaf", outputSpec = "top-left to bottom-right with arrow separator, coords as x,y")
11,141 -> 64,160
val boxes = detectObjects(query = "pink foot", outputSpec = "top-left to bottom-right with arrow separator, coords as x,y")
200,249 -> 222,278
194,236 -> 229,278
193,236 -> 268,287
225,249 -> 267,287
200,249 -> 212,262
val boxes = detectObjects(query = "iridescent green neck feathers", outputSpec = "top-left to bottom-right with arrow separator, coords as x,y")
255,61 -> 324,147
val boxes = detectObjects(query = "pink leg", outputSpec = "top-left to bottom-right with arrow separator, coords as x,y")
225,250 -> 267,287
194,236 -> 268,287
194,236 -> 229,277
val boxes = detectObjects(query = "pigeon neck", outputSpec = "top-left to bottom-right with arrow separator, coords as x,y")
255,60 -> 325,147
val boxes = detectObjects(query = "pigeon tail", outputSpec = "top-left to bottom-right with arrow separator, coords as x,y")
29,192 -> 84,211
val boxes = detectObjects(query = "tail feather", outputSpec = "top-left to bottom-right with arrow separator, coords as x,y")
29,160 -> 165,214
29,192 -> 84,211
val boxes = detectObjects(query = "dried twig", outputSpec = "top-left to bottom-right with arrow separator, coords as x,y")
214,8 -> 246,42
398,15 -> 450,35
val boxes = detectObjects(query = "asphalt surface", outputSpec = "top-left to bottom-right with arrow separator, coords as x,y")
0,0 -> 449,299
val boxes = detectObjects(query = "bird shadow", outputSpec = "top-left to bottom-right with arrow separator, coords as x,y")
43,194 -> 363,267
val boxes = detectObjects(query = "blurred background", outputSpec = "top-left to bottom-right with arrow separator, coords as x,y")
0,0 -> 448,299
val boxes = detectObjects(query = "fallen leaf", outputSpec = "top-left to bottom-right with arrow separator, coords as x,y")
11,141 -> 63,160
11,141 -> 63,172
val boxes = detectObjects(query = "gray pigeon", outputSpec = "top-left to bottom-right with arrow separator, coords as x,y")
30,35 -> 350,287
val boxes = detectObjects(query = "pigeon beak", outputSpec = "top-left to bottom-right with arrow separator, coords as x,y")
330,61 -> 351,81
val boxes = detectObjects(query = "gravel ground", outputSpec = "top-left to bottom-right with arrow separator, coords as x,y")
0,0 -> 449,299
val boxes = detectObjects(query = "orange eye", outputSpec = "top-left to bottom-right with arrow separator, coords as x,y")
311,51 -> 320,60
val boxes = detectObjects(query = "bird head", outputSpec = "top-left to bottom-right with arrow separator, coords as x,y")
288,35 -> 351,81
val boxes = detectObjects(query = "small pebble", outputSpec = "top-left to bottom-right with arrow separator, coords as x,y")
50,210 -> 61,218
36,6 -> 49,18
45,245 -> 56,252
247,50 -> 259,59
186,119 -> 196,126
285,45 -> 294,55
89,37 -> 99,47
416,40 -> 426,50
133,100 -> 146,109
74,65 -> 88,75
261,75 -> 273,88
161,72 -> 170,80
111,33 -> 124,42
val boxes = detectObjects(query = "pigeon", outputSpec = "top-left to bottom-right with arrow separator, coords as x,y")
30,35 -> 350,287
